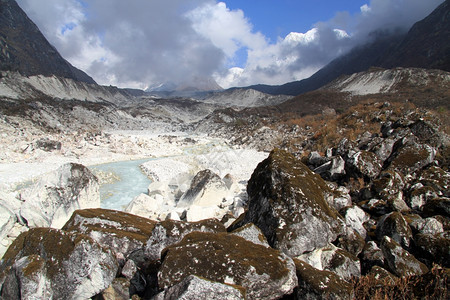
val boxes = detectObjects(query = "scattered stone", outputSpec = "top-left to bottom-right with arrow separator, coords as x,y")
158,231 -> 298,300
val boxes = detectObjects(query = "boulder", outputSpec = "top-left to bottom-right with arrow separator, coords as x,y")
158,232 -> 297,300
62,208 -> 156,259
177,169 -> 229,208
422,197 -> 450,217
418,166 -> 450,198
328,184 -> 352,211
145,219 -> 226,262
407,184 -> 437,210
19,163 -> 100,228
366,266 -> 397,285
385,136 -> 436,175
372,171 -> 406,207
34,138 -> 62,152
293,259 -> 354,300
0,228 -> 117,299
341,205 -> 370,239
155,275 -> 245,300
346,150 -> 382,179
297,244 -> 361,281
125,193 -> 166,220
413,217 -> 444,235
360,241 -> 385,274
372,137 -> 396,162
0,203 -> 16,243
100,278 -> 130,300
235,149 -> 343,257
380,236 -> 428,277
231,223 -> 270,248
376,212 -> 413,249
414,232 -> 450,267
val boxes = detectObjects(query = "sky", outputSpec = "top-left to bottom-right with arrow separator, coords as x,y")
16,0 -> 444,90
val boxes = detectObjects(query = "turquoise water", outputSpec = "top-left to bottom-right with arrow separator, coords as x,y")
89,158 -> 152,210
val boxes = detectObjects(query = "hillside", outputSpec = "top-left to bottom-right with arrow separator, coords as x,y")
0,0 -> 95,84
245,0 -> 449,96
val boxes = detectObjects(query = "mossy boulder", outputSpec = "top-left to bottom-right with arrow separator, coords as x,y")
360,241 -> 385,275
422,197 -> 450,217
62,208 -> 156,258
376,212 -> 413,249
0,227 -> 117,299
235,149 -> 343,257
231,223 -> 270,248
145,218 -> 226,262
156,275 -> 245,300
414,232 -> 450,267
418,166 -> 450,198
385,136 -> 436,175
158,231 -> 297,300
293,258 -> 354,299
380,236 -> 429,277
345,150 -> 382,179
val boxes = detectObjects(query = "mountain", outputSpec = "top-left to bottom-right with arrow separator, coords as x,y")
245,0 -> 449,96
146,76 -> 222,94
0,0 -> 95,84
199,88 -> 291,108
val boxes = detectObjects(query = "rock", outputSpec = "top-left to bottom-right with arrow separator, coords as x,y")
336,226 -> 366,257
407,184 -> 437,210
297,244 -> 361,281
185,205 -> 223,222
235,149 -> 343,257
414,232 -> 450,267
329,185 -> 352,211
231,223 -> 270,247
360,241 -> 385,274
62,208 -> 156,259
157,275 -> 245,300
0,227 -> 118,299
125,193 -> 166,220
372,137 -> 396,162
122,259 -> 137,280
293,258 -> 354,300
308,151 -> 329,167
414,217 -> 444,235
410,119 -> 448,148
418,166 -> 450,198
380,236 -> 428,277
372,171 -> 406,209
376,212 -> 413,249
158,232 -> 297,300
422,197 -> 450,217
34,138 -> 62,152
19,163 -> 100,228
145,219 -> 226,262
0,203 -> 16,243
341,205 -> 370,239
367,266 -> 397,284
385,136 -> 436,174
101,278 -> 130,300
346,150 -> 382,179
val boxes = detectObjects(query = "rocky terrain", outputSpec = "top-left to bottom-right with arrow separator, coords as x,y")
0,0 -> 449,298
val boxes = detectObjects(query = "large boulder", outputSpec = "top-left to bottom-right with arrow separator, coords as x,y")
0,228 -> 117,299
145,219 -> 226,262
414,232 -> 450,267
19,163 -> 100,228
155,275 -> 245,300
293,259 -> 354,300
376,212 -> 413,249
231,223 -> 270,248
62,208 -> 156,259
345,150 -> 382,179
297,244 -> 361,281
177,169 -> 229,208
380,236 -> 428,277
235,149 -> 343,257
158,231 -> 298,300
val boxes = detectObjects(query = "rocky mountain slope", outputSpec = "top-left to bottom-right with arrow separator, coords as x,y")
0,0 -> 95,84
245,0 -> 449,96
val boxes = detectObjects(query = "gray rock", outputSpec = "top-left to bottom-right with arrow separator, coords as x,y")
159,275 -> 245,300
341,205 -> 370,239
380,236 -> 428,277
101,278 -> 131,300
293,259 -> 354,300
62,208 -> 156,259
145,219 -> 226,262
407,184 -> 437,210
0,227 -> 118,299
231,223 -> 270,247
418,166 -> 450,198
19,163 -> 100,228
158,232 -> 298,300
34,138 -> 62,151
297,244 -> 361,281
372,171 -> 408,211
376,212 -> 413,249
360,241 -> 385,274
234,149 -> 343,257
346,150 -> 382,179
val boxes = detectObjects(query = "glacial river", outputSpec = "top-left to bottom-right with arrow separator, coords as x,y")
89,158 -> 152,211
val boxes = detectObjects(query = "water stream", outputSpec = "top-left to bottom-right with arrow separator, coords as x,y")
89,158 -> 152,211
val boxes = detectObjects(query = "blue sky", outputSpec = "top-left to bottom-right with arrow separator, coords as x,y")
17,0 -> 445,89
225,0 -> 368,43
